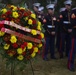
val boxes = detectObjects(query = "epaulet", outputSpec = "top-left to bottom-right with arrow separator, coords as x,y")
63,8 -> 67,12
59,8 -> 66,12
72,7 -> 76,10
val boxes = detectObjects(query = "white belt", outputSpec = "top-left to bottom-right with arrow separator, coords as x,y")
63,21 -> 70,24
47,25 -> 55,28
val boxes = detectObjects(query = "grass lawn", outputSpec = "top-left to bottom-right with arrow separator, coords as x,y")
0,52 -> 76,75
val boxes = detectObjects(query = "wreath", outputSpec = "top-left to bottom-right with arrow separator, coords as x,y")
0,5 -> 44,70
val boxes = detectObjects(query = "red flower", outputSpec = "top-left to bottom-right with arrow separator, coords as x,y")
17,7 -> 19,10
22,52 -> 26,56
21,44 -> 25,50
20,9 -> 25,13
3,35 -> 11,44
18,12 -> 22,18
32,20 -> 36,25
28,10 -> 32,15
30,49 -> 34,54
0,24 -> 4,29
6,10 -> 12,15
12,43 -> 18,48
21,42 -> 27,49
38,35 -> 42,39
1,14 -> 7,19
5,18 -> 10,21
38,50 -> 40,54
24,42 -> 27,46
7,50 -> 16,56
23,12 -> 28,16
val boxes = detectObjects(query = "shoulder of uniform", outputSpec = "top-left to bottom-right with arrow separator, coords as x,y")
72,7 -> 76,10
61,9 -> 66,12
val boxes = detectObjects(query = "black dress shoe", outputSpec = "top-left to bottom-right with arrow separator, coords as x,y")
43,57 -> 49,61
60,56 -> 63,59
68,68 -> 75,72
51,57 -> 57,59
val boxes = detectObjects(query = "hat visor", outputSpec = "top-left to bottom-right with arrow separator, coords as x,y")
66,4 -> 71,6
48,8 -> 54,10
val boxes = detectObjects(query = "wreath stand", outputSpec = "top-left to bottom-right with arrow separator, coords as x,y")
10,60 -> 35,75
29,59 -> 35,75
11,62 -> 15,75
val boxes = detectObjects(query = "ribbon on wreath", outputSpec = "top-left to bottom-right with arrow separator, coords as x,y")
1,27 -> 41,43
0,20 -> 41,34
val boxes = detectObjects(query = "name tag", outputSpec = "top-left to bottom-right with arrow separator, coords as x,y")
47,25 -> 55,28
63,21 -> 70,24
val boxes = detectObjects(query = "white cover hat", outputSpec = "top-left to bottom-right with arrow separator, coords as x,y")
33,3 -> 40,7
46,4 -> 55,9
64,0 -> 72,5
38,6 -> 44,11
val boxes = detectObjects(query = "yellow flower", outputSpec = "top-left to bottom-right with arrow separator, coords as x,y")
27,43 -> 33,49
12,7 -> 17,11
12,11 -> 19,18
4,44 -> 10,50
11,5 -> 16,8
40,33 -> 44,38
11,5 -> 17,11
1,8 -> 7,14
10,35 -> 17,43
33,47 -> 38,53
17,55 -> 24,60
8,53 -> 14,57
17,48 -> 23,54
37,21 -> 41,26
31,52 -> 36,58
20,7 -> 25,10
24,17 -> 28,21
8,51 -> 15,57
31,14 -> 36,19
0,31 -> 5,36
31,29 -> 37,35
23,47 -> 26,52
37,25 -> 41,31
38,43 -> 42,48
28,19 -> 33,25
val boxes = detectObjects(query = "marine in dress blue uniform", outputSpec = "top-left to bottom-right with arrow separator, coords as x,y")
33,3 -> 40,17
38,6 -> 45,24
56,7 -> 66,52
59,0 -> 72,58
43,4 -> 57,60
68,7 -> 76,72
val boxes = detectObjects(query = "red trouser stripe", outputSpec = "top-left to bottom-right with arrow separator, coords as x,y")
68,38 -> 74,68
